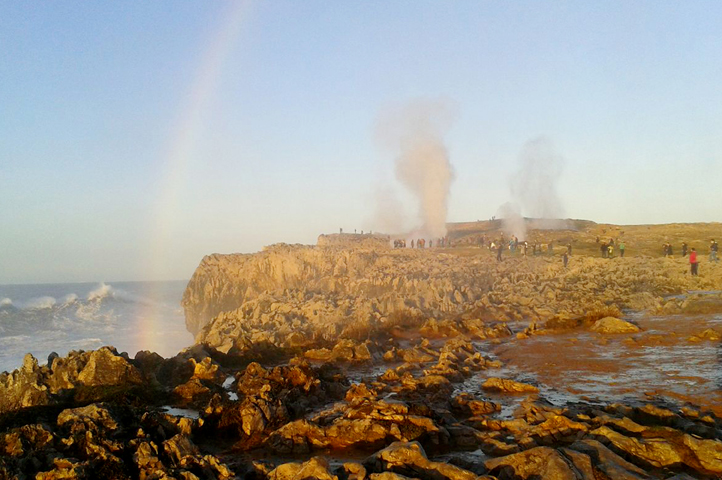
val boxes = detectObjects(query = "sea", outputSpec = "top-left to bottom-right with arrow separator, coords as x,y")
0,280 -> 193,374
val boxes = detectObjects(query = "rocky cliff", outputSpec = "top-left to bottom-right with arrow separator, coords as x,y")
182,237 -> 722,357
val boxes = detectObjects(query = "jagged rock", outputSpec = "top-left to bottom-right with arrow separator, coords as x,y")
451,393 -> 499,417
57,403 -> 120,434
163,434 -> 200,468
591,425 -> 722,475
368,473 -> 418,480
268,456 -> 338,480
267,399 -> 447,453
364,441 -> 483,480
589,317 -> 640,334
481,378 -> 538,394
568,439 -> 651,479
484,446 -> 578,479
0,348 -> 145,415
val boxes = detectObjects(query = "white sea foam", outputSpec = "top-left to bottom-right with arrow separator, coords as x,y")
25,296 -> 57,309
87,283 -> 113,301
0,298 -> 12,306
61,293 -> 79,305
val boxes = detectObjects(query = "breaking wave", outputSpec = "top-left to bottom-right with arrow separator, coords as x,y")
0,281 -> 192,373
87,282 -> 114,301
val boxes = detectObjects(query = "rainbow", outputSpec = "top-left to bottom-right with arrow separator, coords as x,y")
139,1 -> 253,356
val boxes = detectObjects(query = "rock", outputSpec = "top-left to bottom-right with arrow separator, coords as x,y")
163,434 -> 200,468
568,439 -> 650,479
76,347 -> 143,386
364,441 -> 481,480
268,456 -> 338,480
591,425 -> 722,475
451,393 -> 499,416
481,378 -> 538,394
589,317 -> 640,334
368,473 -> 417,480
57,403 -> 120,434
484,446 -> 578,480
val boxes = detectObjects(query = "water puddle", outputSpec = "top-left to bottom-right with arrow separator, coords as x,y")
161,406 -> 201,419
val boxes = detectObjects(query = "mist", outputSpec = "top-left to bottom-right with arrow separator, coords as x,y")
375,99 -> 457,239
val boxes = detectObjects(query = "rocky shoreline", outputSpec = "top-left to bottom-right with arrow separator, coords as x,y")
2,229 -> 722,479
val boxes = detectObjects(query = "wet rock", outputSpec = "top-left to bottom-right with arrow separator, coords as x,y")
484,446 -> 578,480
589,317 -> 640,334
364,441 -> 483,480
591,424 -> 722,475
339,462 -> 367,480
268,456 -> 338,480
451,393 -> 499,417
368,472 -> 417,480
687,328 -> 722,342
568,439 -> 650,479
267,399 -> 447,453
481,378 -> 538,394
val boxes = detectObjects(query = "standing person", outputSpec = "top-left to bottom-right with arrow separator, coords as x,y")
601,242 -> 607,258
682,242 -> 688,257
607,243 -> 614,258
711,239 -> 719,262
411,239 -> 414,249
563,252 -> 569,268
619,241 -> 625,258
496,242 -> 503,262
523,242 -> 528,257
690,248 -> 699,276
567,243 -> 572,256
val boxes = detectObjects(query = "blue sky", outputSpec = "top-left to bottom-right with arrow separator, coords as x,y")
1,1 -> 721,284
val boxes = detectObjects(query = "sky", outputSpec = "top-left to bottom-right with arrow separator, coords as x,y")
1,1 -> 721,284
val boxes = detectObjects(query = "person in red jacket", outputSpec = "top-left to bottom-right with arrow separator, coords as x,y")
690,248 -> 699,276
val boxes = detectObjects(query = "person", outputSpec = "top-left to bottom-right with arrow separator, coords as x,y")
619,241 -> 625,258
601,242 -> 607,258
711,239 -> 719,262
429,240 -> 433,248
667,243 -> 673,258
563,251 -> 569,268
496,242 -> 503,262
411,239 -> 414,249
567,243 -> 572,256
523,242 -> 528,257
607,243 -> 614,258
690,248 -> 699,276
682,242 -> 688,257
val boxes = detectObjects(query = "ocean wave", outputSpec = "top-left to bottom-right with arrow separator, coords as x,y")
25,296 -> 57,309
60,293 -> 79,305
0,298 -> 12,306
87,283 -> 114,301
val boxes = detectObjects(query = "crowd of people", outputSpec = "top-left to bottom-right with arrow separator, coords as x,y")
392,237 -> 450,249
390,230 -> 718,277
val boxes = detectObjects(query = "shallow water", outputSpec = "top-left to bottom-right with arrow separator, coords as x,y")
491,313 -> 722,414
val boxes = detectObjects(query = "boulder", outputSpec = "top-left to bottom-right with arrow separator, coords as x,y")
481,378 -> 538,394
364,441 -> 481,480
484,446 -> 578,480
589,317 -> 640,334
268,456 -> 338,480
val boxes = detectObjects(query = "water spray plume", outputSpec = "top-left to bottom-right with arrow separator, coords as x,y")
376,99 -> 457,239
500,136 -> 567,236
